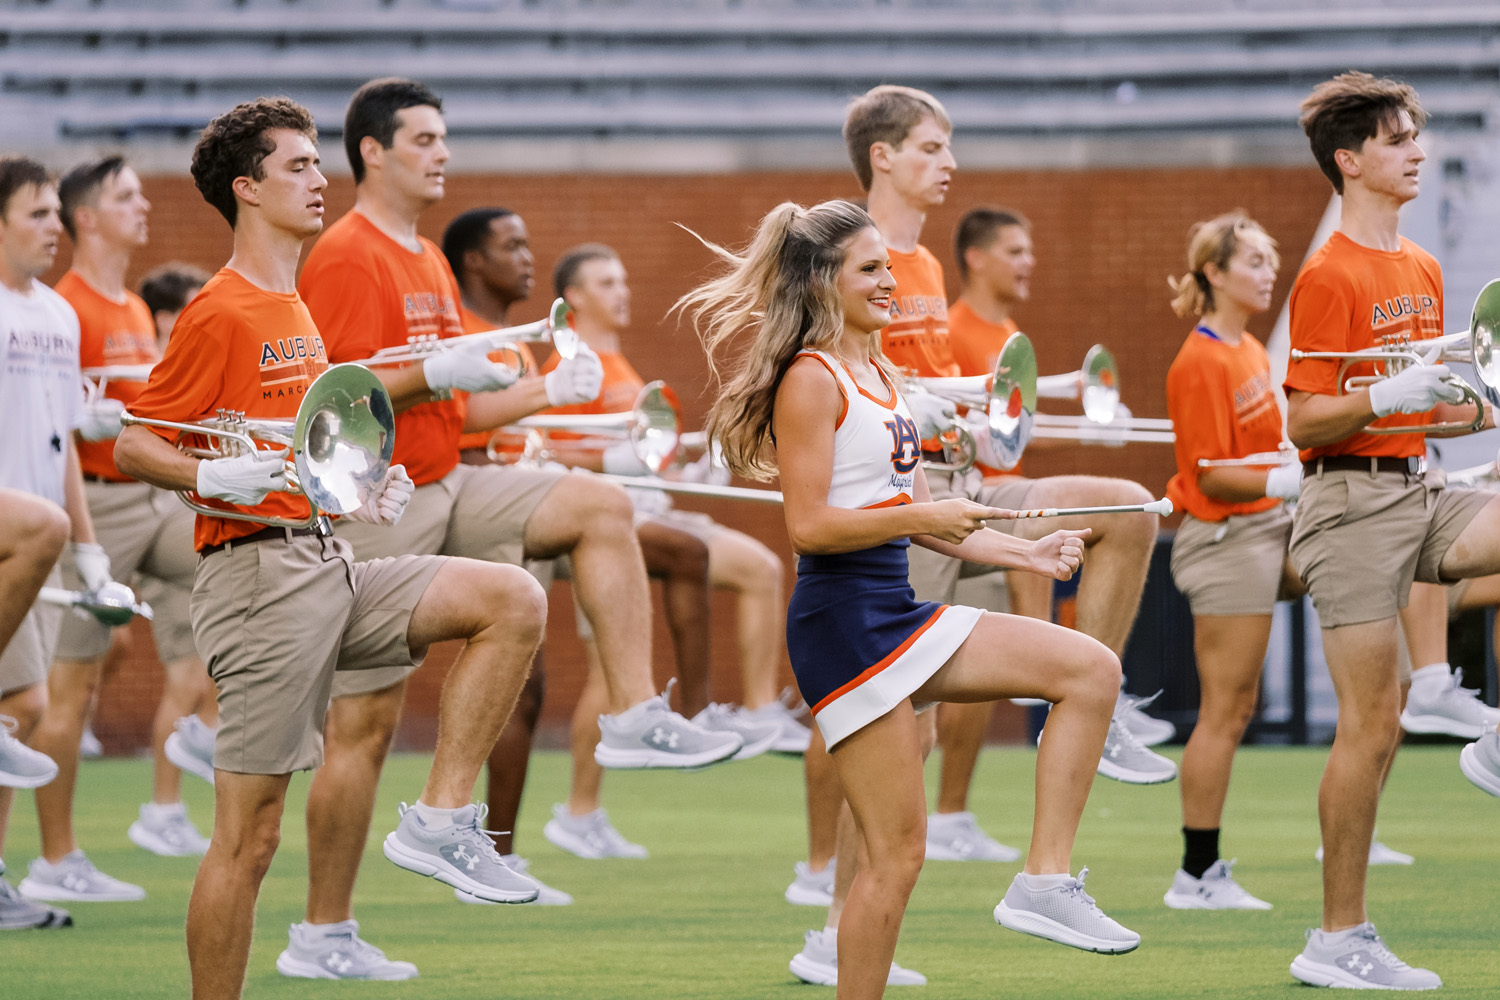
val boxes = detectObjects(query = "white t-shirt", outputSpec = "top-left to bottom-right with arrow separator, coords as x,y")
0,278 -> 82,506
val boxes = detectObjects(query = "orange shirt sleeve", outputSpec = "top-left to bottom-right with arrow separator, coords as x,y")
129,311 -> 229,433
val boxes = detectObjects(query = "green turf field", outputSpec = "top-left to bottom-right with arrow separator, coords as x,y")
1,745 -> 1496,998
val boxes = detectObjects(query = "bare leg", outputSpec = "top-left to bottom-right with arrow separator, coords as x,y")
566,646 -> 609,816
1179,614 -> 1273,830
483,658 -> 545,855
637,520 -> 711,717
187,771 -> 291,1000
525,477 -> 654,711
0,489 -> 68,652
31,659 -> 103,861
1318,618 -> 1402,931
150,655 -> 215,804
706,528 -> 786,710
0,682 -> 47,856
804,724 -> 841,871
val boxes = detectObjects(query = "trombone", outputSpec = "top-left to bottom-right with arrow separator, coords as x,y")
487,380 -> 682,475
1286,278 -> 1500,434
352,298 -> 578,375
120,364 -> 395,533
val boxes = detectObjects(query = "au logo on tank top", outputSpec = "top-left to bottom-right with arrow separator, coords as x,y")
885,413 -> 921,479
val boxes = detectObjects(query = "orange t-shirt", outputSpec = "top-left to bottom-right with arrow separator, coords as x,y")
454,304 -> 539,455
1283,231 -> 1444,460
947,298 -> 1025,478
300,211 -> 464,486
56,271 -> 160,482
129,269 -> 329,551
881,244 -> 958,379
1165,329 -> 1283,522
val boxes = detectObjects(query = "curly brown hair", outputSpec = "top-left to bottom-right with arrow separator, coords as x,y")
190,97 -> 317,227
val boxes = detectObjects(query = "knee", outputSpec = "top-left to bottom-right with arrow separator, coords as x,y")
663,533 -> 710,580
4,684 -> 47,734
746,545 -> 785,598
24,504 -> 69,565
326,697 -> 402,765
577,479 -> 636,532
478,565 -> 548,648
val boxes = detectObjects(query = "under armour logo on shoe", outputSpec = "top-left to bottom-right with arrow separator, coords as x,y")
647,727 -> 680,749
328,954 -> 354,974
1105,742 -> 1122,759
1344,955 -> 1373,977
451,845 -> 479,871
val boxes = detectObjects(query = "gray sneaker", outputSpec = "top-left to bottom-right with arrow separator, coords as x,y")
1400,667 -> 1500,739
1461,729 -> 1500,797
994,868 -> 1140,954
1115,690 -> 1176,746
595,686 -> 742,769
0,715 -> 57,789
542,804 -> 648,859
1290,922 -> 1441,990
1097,710 -> 1178,784
925,810 -> 1022,862
1163,859 -> 1271,910
784,859 -> 835,906
787,927 -> 927,986
18,851 -> 145,903
276,920 -> 418,980
691,703 -> 780,761
127,802 -> 210,857
163,715 -> 216,786
0,863 -> 71,929
381,803 -> 540,903
455,855 -> 573,906
739,690 -> 813,754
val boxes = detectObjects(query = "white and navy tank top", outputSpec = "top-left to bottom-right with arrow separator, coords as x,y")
794,349 -> 921,512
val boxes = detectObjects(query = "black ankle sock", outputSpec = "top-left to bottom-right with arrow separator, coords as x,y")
1182,827 -> 1220,879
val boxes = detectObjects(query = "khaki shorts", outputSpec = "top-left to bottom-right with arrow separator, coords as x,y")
0,567 -> 62,695
1289,466 -> 1491,629
908,469 -> 1033,605
331,462 -> 564,698
1170,506 -> 1293,617
55,481 -> 196,663
192,533 -> 444,774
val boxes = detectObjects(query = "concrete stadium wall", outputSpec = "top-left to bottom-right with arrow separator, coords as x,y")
66,163 -> 1333,753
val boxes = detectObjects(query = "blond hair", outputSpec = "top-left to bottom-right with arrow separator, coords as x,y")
1168,212 -> 1279,318
1299,72 -> 1427,194
843,85 -> 952,192
674,200 -> 884,481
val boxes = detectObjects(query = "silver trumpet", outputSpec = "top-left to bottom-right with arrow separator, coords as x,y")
121,364 -> 395,534
905,330 -> 1038,472
352,298 -> 577,375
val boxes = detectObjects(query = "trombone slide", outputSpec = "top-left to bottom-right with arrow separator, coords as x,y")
592,473 -> 785,504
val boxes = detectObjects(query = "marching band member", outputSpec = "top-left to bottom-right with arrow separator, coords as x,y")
1161,211 -> 1300,910
114,97 -> 549,999
682,197 -> 1138,1000
288,78 -> 742,978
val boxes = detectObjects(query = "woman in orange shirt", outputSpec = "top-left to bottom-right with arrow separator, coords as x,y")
1163,212 -> 1302,911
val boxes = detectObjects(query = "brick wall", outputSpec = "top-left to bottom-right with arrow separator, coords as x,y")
69,165 -> 1333,753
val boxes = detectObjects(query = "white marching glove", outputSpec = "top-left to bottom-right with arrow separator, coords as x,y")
602,441 -> 650,476
1264,462 -> 1303,501
343,464 -> 414,526
905,390 -> 956,440
544,346 -> 605,407
1367,364 -> 1467,417
964,410 -> 1007,470
196,447 -> 290,506
76,398 -> 125,442
679,448 -> 731,487
423,339 -> 519,397
73,542 -> 112,593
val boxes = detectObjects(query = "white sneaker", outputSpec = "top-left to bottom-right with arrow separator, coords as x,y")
1115,690 -> 1176,746
163,715 -> 216,786
127,802 -> 210,857
1289,922 -> 1441,990
993,868 -> 1140,954
784,859 -> 834,906
1459,729 -> 1500,797
276,920 -> 418,980
78,726 -> 103,759
0,716 -> 58,789
1096,710 -> 1177,784
0,861 -> 71,929
542,804 -> 648,859
1314,840 -> 1414,866
382,803 -> 540,903
595,682 -> 742,769
737,691 -> 813,754
19,850 -> 145,902
1162,859 -> 1271,910
1400,666 -> 1500,739
787,927 -> 927,986
690,703 -> 780,761
455,855 -> 573,906
925,811 -> 1022,862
